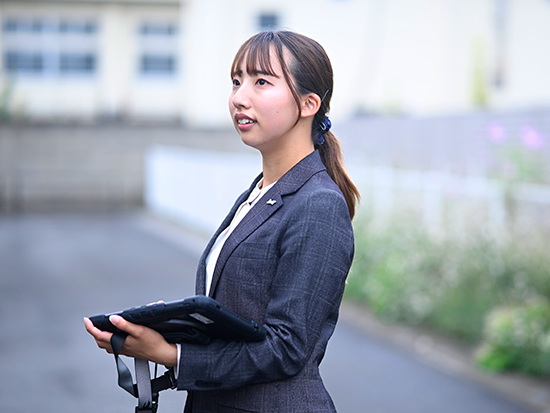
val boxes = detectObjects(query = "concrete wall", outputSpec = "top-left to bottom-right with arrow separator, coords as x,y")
2,106 -> 548,216
0,124 -> 247,212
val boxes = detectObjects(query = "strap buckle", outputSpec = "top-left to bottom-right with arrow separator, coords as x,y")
135,403 -> 157,413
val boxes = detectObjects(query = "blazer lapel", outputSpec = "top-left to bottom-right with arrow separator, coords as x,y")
208,191 -> 283,297
208,150 -> 326,297
195,174 -> 263,295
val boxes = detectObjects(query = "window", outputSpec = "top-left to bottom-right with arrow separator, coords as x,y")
140,23 -> 177,36
2,17 -> 98,76
3,18 -> 44,33
140,55 -> 175,74
60,53 -> 95,73
59,20 -> 96,34
138,22 -> 179,76
258,13 -> 279,30
5,52 -> 43,73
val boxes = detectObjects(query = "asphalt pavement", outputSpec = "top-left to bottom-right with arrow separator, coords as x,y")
0,212 -> 545,413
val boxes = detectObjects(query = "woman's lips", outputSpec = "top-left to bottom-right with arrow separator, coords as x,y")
235,113 -> 256,131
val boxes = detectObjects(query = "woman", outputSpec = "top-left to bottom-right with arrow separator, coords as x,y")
85,30 -> 359,412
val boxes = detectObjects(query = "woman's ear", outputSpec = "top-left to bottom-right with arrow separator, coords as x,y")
300,93 -> 321,119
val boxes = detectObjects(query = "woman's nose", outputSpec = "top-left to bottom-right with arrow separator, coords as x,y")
231,83 -> 251,109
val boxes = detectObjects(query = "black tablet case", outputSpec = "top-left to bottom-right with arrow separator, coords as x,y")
89,295 -> 266,345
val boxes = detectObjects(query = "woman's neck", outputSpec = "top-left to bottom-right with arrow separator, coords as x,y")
260,138 -> 314,187
256,113 -> 316,186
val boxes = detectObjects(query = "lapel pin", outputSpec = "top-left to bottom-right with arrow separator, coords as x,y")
266,199 -> 276,205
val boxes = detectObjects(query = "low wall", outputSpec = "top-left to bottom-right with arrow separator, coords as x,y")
146,146 -> 550,234
0,124 -> 245,212
145,146 -> 261,233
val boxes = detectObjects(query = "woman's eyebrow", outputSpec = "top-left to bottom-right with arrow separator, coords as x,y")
251,69 -> 279,78
234,67 -> 280,78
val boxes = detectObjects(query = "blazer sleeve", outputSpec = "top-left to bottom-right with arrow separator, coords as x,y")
176,188 -> 354,391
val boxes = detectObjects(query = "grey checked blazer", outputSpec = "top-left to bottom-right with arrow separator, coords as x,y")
178,150 -> 354,413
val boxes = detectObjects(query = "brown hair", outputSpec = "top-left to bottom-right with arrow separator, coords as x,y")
231,30 -> 360,219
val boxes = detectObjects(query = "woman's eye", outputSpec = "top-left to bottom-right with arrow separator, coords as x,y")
232,79 -> 241,87
257,78 -> 268,86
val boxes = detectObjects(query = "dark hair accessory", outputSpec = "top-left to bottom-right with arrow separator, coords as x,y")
316,115 -> 331,144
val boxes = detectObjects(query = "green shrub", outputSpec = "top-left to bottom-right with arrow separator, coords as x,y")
346,213 -> 550,346
476,300 -> 550,376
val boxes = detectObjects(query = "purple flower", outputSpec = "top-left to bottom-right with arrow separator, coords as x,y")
520,126 -> 544,150
487,122 -> 506,143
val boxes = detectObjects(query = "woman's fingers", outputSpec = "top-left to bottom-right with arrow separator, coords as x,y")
84,314 -> 177,366
108,315 -> 141,336
83,317 -> 114,353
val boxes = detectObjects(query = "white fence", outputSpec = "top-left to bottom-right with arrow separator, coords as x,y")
145,145 -> 262,234
351,164 -> 550,230
145,146 -> 550,233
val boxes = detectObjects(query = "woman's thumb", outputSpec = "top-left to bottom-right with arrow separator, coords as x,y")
109,315 -> 133,333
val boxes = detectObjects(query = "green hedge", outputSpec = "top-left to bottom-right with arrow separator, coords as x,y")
345,213 -> 550,375
476,300 -> 550,375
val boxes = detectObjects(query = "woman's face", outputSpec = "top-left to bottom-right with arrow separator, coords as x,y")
228,48 -> 300,153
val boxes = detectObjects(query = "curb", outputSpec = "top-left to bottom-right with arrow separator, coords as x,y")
340,301 -> 550,413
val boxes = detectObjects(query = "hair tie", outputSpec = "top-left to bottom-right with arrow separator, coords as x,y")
316,115 -> 331,145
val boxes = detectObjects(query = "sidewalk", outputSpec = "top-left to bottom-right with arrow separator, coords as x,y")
339,301 -> 550,413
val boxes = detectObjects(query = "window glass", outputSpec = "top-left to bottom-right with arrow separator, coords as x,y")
140,55 -> 175,73
258,13 -> 279,30
5,52 -> 43,73
60,54 -> 96,73
140,23 -> 177,36
2,17 -> 98,76
59,20 -> 97,34
137,21 -> 179,76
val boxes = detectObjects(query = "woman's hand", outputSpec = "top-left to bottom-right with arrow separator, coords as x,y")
83,316 -> 178,367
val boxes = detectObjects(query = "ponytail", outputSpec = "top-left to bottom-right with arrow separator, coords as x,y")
315,131 -> 360,220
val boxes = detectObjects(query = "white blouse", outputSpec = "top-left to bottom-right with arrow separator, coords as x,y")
205,180 -> 276,295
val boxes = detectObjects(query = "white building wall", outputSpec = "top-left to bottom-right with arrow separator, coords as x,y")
179,0 -> 378,127
98,2 -> 133,119
125,4 -> 182,120
180,0 -> 240,128
1,0 -> 550,124
178,0 -> 500,127
494,0 -> 550,109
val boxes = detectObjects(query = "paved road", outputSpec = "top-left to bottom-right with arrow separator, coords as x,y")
0,213 -> 538,413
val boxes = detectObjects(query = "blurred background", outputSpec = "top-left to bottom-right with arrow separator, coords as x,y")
1,0 -> 550,412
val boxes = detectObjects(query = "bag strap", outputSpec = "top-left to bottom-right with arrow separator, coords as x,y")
135,358 -> 154,412
110,332 -> 177,413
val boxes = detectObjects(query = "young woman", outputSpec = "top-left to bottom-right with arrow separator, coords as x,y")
85,30 -> 359,412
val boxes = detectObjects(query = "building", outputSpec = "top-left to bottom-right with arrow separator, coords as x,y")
1,0 -> 550,127
0,0 -> 181,123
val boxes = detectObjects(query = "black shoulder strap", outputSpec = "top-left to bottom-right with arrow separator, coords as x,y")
110,332 -> 176,413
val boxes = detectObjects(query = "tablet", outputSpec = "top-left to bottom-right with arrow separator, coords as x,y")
89,295 -> 266,345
